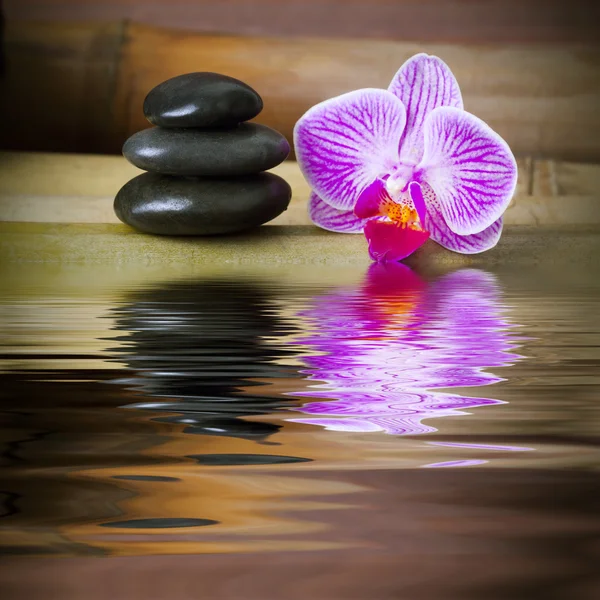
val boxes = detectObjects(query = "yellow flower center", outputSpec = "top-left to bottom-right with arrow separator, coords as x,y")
379,193 -> 423,231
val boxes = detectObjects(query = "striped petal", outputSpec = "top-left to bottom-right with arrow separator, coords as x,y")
388,54 -> 463,165
418,107 -> 518,236
410,182 -> 503,253
294,88 -> 406,211
428,213 -> 504,254
308,192 -> 367,233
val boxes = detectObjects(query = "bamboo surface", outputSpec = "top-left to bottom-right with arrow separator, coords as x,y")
0,152 -> 599,266
1,152 -> 599,227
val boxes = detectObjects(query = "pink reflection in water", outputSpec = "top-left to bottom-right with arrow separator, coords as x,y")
422,459 -> 489,468
428,442 -> 535,452
290,264 -> 523,436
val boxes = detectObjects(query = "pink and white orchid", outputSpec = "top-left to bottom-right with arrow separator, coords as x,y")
294,54 -> 518,262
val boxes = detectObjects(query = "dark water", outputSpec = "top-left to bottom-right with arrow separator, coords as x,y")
0,263 -> 599,599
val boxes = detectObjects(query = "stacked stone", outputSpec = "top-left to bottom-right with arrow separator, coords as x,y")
114,73 -> 291,235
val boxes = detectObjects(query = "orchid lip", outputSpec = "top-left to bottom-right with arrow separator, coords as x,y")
365,219 -> 430,263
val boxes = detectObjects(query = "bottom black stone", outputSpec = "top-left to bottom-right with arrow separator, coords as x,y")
114,172 -> 291,235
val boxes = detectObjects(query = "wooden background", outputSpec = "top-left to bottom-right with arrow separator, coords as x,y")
1,1 -> 599,159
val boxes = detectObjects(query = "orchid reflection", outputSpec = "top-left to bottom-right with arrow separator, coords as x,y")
290,264 -> 522,435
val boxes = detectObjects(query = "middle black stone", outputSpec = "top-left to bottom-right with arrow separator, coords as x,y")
123,123 -> 290,177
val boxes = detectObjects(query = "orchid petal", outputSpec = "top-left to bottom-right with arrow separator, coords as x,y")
418,107 -> 518,236
364,220 -> 430,263
308,192 -> 367,233
354,179 -> 390,219
388,53 -> 463,164
294,89 -> 406,211
410,181 -> 502,253
407,181 -> 427,225
428,212 -> 504,254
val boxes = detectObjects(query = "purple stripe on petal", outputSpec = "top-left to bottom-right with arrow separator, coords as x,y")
308,192 -> 367,233
294,89 -> 406,211
388,54 -> 463,165
419,106 -> 518,236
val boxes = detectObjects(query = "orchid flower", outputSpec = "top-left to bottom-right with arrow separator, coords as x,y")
294,54 -> 518,262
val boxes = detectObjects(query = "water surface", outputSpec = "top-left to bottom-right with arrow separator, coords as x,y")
0,262 -> 599,599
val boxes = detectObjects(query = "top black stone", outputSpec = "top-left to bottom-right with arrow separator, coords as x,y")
143,72 -> 263,128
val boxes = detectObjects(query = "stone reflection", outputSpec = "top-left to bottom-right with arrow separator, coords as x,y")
110,279 -> 299,441
291,264 -> 523,437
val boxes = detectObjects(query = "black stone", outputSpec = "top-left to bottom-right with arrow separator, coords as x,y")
114,172 -> 291,236
123,124 -> 290,176
143,72 -> 263,128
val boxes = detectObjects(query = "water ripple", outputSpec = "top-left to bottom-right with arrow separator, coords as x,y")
289,264 -> 524,437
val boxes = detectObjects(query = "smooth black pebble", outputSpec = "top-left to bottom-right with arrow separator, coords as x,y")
123,124 -> 290,177
114,171 -> 291,235
143,72 -> 263,128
